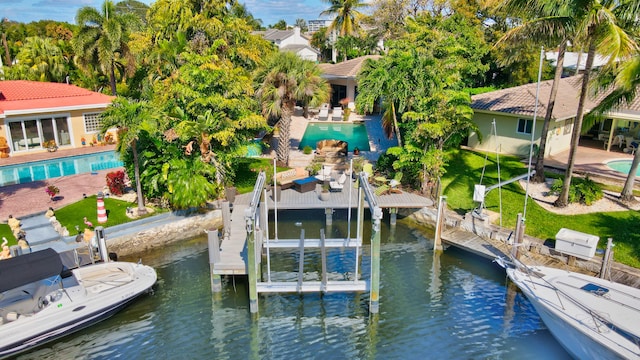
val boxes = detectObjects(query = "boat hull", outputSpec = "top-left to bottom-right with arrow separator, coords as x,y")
505,265 -> 640,360
0,261 -> 156,359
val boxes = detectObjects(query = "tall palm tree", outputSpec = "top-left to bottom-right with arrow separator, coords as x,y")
100,97 -> 164,214
321,0 -> 367,62
494,0 -> 574,184
555,0 -> 639,207
74,0 -> 142,95
255,52 -> 329,166
590,54 -> 640,202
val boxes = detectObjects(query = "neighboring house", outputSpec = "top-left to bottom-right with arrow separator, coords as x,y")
259,27 -> 320,62
545,51 -> 617,76
319,55 -> 381,109
0,80 -> 114,157
307,19 -> 332,33
469,75 -> 640,157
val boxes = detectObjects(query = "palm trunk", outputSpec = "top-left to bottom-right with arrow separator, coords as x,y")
2,33 -> 11,67
620,149 -> 640,203
555,39 -> 596,207
132,140 -> 147,214
533,40 -> 567,183
276,104 -> 294,166
392,102 -> 403,148
109,59 -> 117,95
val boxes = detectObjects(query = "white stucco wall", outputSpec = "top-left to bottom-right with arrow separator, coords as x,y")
297,48 -> 318,62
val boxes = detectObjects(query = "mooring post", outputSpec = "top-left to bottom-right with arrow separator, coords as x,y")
433,196 -> 447,251
325,208 -> 333,227
389,207 -> 397,226
246,217 -> 258,313
599,238 -> 614,279
512,213 -> 524,260
320,229 -> 327,293
370,209 -> 382,314
297,229 -> 305,293
222,200 -> 231,241
208,229 -> 222,292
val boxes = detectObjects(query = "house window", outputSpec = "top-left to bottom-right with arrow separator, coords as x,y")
84,112 -> 103,133
517,118 -> 533,135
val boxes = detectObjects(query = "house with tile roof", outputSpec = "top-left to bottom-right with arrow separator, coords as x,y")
469,75 -> 640,157
259,27 -> 320,62
0,80 -> 114,157
319,55 -> 381,109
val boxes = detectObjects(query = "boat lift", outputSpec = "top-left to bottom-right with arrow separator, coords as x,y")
473,170 -> 535,219
236,170 -> 383,314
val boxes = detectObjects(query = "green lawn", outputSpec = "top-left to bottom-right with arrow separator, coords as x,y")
233,158 -> 288,194
442,149 -> 640,268
0,224 -> 16,246
54,195 -> 158,236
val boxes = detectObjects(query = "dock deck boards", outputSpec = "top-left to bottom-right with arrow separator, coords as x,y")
214,186 -> 433,275
440,229 -> 508,260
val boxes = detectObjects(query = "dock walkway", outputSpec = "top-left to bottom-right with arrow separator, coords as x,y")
213,185 -> 433,276
440,229 -> 510,260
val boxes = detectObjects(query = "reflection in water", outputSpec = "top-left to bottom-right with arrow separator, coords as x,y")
15,213 -> 571,359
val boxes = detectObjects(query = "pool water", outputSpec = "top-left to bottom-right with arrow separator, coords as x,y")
0,151 -> 123,187
299,123 -> 370,151
607,159 -> 640,176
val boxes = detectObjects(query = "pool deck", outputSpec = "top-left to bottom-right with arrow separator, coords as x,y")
0,145 -> 121,220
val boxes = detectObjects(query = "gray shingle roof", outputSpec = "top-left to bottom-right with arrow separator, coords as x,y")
472,75 -> 640,120
319,55 -> 382,78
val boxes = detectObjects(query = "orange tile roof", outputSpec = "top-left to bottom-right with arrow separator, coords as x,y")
0,80 -> 114,116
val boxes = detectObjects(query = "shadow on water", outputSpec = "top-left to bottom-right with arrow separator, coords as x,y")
16,210 -> 571,359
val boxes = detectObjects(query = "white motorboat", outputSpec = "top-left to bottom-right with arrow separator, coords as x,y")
0,248 -> 157,358
496,258 -> 640,359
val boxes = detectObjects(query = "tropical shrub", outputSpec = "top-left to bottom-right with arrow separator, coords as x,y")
549,176 -> 603,205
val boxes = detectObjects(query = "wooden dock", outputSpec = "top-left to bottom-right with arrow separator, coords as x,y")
440,229 -> 509,260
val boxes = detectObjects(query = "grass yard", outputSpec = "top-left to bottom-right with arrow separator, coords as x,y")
442,149 -> 640,268
54,195 -> 157,236
0,224 -> 16,246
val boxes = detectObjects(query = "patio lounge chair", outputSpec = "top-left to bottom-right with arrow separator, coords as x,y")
318,108 -> 329,121
330,173 -> 347,192
332,108 -> 343,121
315,165 -> 333,182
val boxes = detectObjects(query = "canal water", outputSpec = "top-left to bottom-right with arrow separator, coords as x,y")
17,210 -> 571,359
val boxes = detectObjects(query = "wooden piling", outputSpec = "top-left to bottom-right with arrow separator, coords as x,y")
370,215 -> 381,314
433,196 -> 447,251
247,221 -> 258,313
208,229 -> 222,292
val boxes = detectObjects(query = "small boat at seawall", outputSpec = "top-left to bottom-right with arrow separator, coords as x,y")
496,257 -> 640,360
0,248 -> 157,358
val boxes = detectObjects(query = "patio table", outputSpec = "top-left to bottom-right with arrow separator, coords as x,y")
293,176 -> 318,193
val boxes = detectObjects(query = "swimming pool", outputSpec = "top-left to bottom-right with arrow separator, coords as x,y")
606,159 -> 640,176
298,123 -> 370,151
0,151 -> 124,187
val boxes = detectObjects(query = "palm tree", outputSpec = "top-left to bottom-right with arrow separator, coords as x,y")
494,0 -> 574,184
590,54 -> 640,203
255,52 -> 329,166
321,0 -> 367,62
7,37 -> 68,82
74,0 -> 142,95
555,0 -> 638,207
100,97 -> 164,215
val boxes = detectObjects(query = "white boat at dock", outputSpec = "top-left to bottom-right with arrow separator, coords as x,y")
496,257 -> 640,360
0,248 -> 157,358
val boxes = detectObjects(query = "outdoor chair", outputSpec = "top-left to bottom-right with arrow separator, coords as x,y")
332,108 -> 343,121
318,108 -> 329,121
330,173 -> 347,192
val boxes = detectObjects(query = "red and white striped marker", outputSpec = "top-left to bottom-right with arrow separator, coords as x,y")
97,193 -> 108,224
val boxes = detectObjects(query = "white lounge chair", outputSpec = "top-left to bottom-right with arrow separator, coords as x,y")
330,173 -> 347,192
318,108 -> 329,121
315,165 -> 333,181
332,108 -> 343,121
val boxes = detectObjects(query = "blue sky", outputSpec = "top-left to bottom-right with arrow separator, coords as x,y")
0,0 -> 331,27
